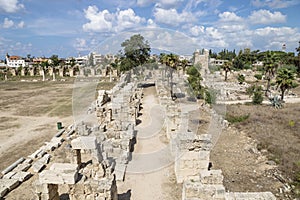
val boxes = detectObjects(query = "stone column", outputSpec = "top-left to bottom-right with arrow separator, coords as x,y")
59,68 -> 64,77
21,68 -> 26,76
69,68 -> 74,77
34,182 -> 59,200
29,68 -> 35,76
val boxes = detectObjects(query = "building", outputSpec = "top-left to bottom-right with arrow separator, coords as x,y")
5,54 -> 25,68
209,58 -> 228,66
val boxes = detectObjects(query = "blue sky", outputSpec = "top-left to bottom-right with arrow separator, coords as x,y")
0,0 -> 300,58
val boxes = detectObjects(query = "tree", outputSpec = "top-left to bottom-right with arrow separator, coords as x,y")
181,59 -> 189,73
221,61 -> 232,81
120,34 -> 151,71
49,55 -> 60,67
246,85 -> 263,104
263,51 -> 279,97
70,57 -> 76,68
276,67 -> 296,100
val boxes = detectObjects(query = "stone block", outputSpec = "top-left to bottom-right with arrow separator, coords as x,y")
3,171 -> 16,179
11,171 -> 31,182
39,163 -> 78,184
14,163 -> 31,172
0,185 -> 8,197
0,178 -> 20,191
115,163 -> 126,181
71,136 -> 97,150
199,170 -> 223,184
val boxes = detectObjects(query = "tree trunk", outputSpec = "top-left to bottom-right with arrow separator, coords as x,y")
265,78 -> 270,97
281,88 -> 285,101
225,71 -> 228,81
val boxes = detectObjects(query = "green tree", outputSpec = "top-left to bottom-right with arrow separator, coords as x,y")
276,67 -> 296,100
221,61 -> 232,81
70,57 -> 76,68
181,59 -> 189,73
246,85 -> 263,104
49,55 -> 60,67
263,51 -> 279,97
120,34 -> 151,71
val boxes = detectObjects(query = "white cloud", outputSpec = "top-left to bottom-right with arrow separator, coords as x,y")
249,9 -> 286,24
0,0 -> 24,13
17,21 -> 25,28
136,0 -> 153,7
74,38 -> 88,52
189,25 -> 205,36
83,6 -> 145,32
3,18 -> 14,29
153,7 -> 195,26
155,0 -> 184,8
218,12 -> 243,22
83,6 -> 113,32
251,0 -> 299,9
116,8 -> 145,32
147,19 -> 157,28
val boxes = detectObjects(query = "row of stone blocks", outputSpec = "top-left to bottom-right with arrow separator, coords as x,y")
0,127 -> 74,198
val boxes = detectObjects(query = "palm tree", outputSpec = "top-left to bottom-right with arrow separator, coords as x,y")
276,67 -> 296,100
221,61 -> 232,81
181,59 -> 189,74
263,51 -> 279,97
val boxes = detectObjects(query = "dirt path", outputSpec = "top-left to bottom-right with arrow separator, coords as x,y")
117,86 -> 181,200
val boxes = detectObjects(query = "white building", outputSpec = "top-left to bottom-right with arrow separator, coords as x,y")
5,54 -> 25,68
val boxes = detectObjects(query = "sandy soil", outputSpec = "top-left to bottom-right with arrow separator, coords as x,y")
0,81 -> 76,172
117,86 -> 182,200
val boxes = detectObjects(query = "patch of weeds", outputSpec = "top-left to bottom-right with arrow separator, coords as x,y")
225,113 -> 250,124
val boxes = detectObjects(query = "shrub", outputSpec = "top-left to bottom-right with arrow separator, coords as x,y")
205,88 -> 217,104
252,90 -> 264,104
225,113 -> 250,123
254,73 -> 262,80
237,74 -> 245,84
246,85 -> 263,105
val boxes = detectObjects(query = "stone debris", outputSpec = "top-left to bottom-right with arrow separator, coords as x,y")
32,154 -> 51,173
0,68 -> 278,199
0,179 -> 20,197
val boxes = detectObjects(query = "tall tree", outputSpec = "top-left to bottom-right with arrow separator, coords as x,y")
221,61 -> 232,81
276,67 -> 296,100
120,34 -> 151,71
263,51 -> 279,97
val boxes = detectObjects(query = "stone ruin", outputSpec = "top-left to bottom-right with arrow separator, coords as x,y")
153,68 -> 277,200
0,67 -> 278,200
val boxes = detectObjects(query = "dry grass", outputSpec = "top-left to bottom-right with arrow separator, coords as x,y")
226,103 -> 300,197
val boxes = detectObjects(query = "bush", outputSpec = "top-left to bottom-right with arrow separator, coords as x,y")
205,88 -> 217,104
237,74 -> 245,84
254,73 -> 262,80
246,85 -> 263,104
225,113 -> 250,123
252,90 -> 264,104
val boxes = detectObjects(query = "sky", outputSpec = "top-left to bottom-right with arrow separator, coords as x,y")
0,0 -> 300,58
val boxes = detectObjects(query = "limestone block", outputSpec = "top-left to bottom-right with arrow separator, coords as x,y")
11,171 -> 31,182
225,192 -> 276,200
0,186 -> 8,198
39,163 -> 78,184
32,154 -> 51,173
71,136 -> 97,150
199,170 -> 223,184
3,171 -> 16,179
0,178 -> 20,191
14,163 -> 31,172
115,163 -> 126,181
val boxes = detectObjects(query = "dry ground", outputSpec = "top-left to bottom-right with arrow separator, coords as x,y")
210,103 -> 300,199
0,78 -> 115,172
